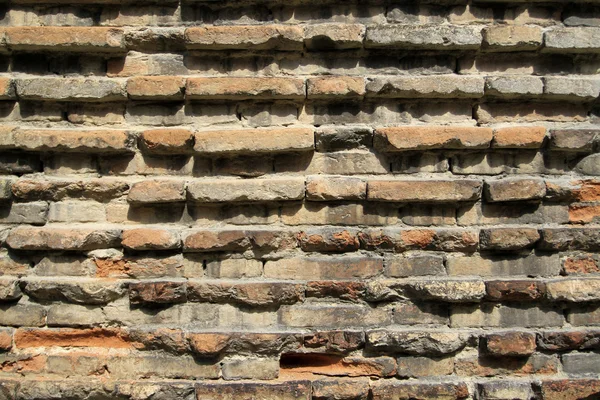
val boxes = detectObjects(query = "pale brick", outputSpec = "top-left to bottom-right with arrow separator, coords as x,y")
366,25 -> 482,49
16,78 -> 126,102
544,76 -> 600,100
185,25 -> 303,50
127,76 -> 184,100
485,76 -> 544,97
483,25 -> 543,50
127,180 -> 186,204
374,126 -> 493,152
544,27 -> 600,52
6,227 -> 120,251
306,176 -> 366,201
187,178 -> 305,203
194,128 -> 314,154
187,77 -> 305,100
366,76 -> 484,98
10,129 -> 133,153
4,26 -> 124,52
367,179 -> 481,203
304,24 -> 365,50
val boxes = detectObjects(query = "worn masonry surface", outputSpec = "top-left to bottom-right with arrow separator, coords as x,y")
0,0 -> 598,399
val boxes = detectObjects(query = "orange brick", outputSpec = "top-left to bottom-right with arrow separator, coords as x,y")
493,126 -> 547,148
185,25 -> 303,50
4,27 -> 124,52
186,77 -> 305,100
14,328 -> 132,348
375,126 -> 493,152
141,129 -> 194,153
127,76 -> 185,100
194,127 -> 314,154
307,76 -> 365,98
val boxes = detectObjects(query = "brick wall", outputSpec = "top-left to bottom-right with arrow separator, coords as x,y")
0,0 -> 598,399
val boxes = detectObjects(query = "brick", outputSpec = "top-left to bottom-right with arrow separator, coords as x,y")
367,179 -> 481,203
545,76 -> 600,100
312,379 -> 369,400
493,126 -> 547,148
187,178 -> 305,203
315,126 -> 373,151
396,280 -> 485,303
478,382 -> 535,400
455,353 -> 558,376
10,129 -> 133,153
371,382 -> 469,400
359,228 -> 479,253
185,25 -> 303,50
306,176 -> 366,201
16,78 -> 126,102
306,281 -> 366,302
538,330 -> 600,351
205,259 -> 262,279
304,24 -> 365,50
307,77 -> 365,99
550,129 -> 598,152
544,27 -> 600,52
0,277 -> 21,301
485,76 -> 544,97
127,180 -> 186,204
188,281 -> 304,306
483,25 -> 543,50
129,281 -> 187,305
11,178 -> 128,202
14,328 -> 130,348
366,329 -> 469,356
374,126 -> 493,152
279,305 -> 391,328
194,127 -> 314,154
304,331 -> 364,353
183,230 -> 249,252
140,128 -> 194,154
23,278 -> 125,305
385,253 -> 445,277
108,354 -> 219,379
480,227 -> 540,251
298,228 -> 360,252
365,25 -> 482,49
397,356 -> 454,378
281,203 -> 396,226
451,304 -> 564,328
0,304 -> 45,327
6,227 -> 120,251
4,27 -> 124,52
540,379 -> 600,399
486,280 -> 546,301
194,381 -> 311,400
562,253 -> 600,275
264,256 -> 383,280
562,353 -> 600,375
121,228 -> 180,250
484,178 -> 546,202
127,76 -> 184,100
484,331 -> 536,356
187,77 -> 305,100
546,278 -> 600,302
576,154 -> 600,175
366,76 -> 484,98
0,78 -> 14,100
280,354 -> 396,378
569,204 -> 600,224
539,228 -> 600,251
222,357 -> 279,380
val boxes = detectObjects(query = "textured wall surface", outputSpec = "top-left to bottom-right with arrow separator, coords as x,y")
0,0 -> 599,399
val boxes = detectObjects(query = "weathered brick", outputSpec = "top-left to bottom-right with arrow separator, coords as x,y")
366,25 -> 482,49
374,126 -> 493,152
544,27 -> 600,52
480,228 -> 540,251
16,78 -> 126,102
307,76 -> 365,99
366,76 -> 484,98
185,25 -> 304,50
0,78 -> 14,100
298,228 -> 360,253
187,77 -> 305,100
264,256 -> 383,280
188,281 -> 304,306
6,227 -> 120,251
455,353 -> 558,376
194,381 -> 311,400
205,258 -> 262,279
486,280 -> 546,301
315,126 -> 373,151
127,180 -> 186,204
478,381 -> 535,400
129,281 -> 187,305
539,228 -> 600,251
121,228 -> 180,250
279,305 -> 391,328
493,126 -> 547,148
371,382 -> 469,400
0,304 -> 45,327
187,178 -> 305,203
538,330 -> 600,351
367,179 -> 481,203
312,379 -> 369,400
366,329 -> 469,356
562,353 -> 600,375
194,127 -> 314,154
9,129 -> 133,153
0,277 -> 21,301
451,304 -> 564,328
484,331 -> 536,356
545,76 -> 600,100
546,278 -> 600,302
385,253 -> 445,277
127,76 -> 184,100
140,128 -> 194,154
306,176 -> 366,201
222,357 -> 279,380
14,328 -> 130,348
280,354 -> 396,378
108,354 -> 219,379
540,379 -> 600,399
485,76 -> 544,97
484,178 -> 546,202
397,356 -> 454,378
304,24 -> 365,50
550,129 -> 598,152
483,25 -> 543,50
4,27 -> 125,52
183,230 -> 249,252
395,279 -> 486,303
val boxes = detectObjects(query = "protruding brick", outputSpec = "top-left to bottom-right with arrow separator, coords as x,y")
483,25 -> 543,51
374,126 -> 493,152
122,228 -> 181,250
371,382 -> 469,400
127,76 -> 184,100
129,281 -> 187,305
304,24 -> 365,50
550,129 -> 598,152
486,280 -> 546,301
185,25 -> 303,50
546,278 -> 600,302
0,78 -> 15,100
367,180 -> 481,203
6,227 -> 121,251
10,129 -> 133,153
493,126 -> 547,148
187,178 -> 305,203
539,228 -> 600,251
183,230 -> 248,253
127,180 -> 186,204
484,331 -> 536,356
541,379 -> 600,400
140,129 -> 194,154
188,281 -> 304,306
187,77 -> 305,100
366,25 -> 482,49
366,76 -> 484,98
307,77 -> 365,99
264,256 -> 383,280
544,27 -> 600,52
367,329 -> 469,356
480,228 -> 540,251
298,229 -> 360,253
5,27 -> 125,52
194,128 -> 314,155
484,178 -> 546,202
306,176 -> 366,201
14,328 -> 131,349
16,78 -> 126,102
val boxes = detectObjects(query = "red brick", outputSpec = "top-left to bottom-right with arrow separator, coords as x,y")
493,126 -> 547,148
129,281 -> 187,305
540,379 -> 600,400
485,280 -> 546,301
484,331 -> 536,356
14,328 -> 131,348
